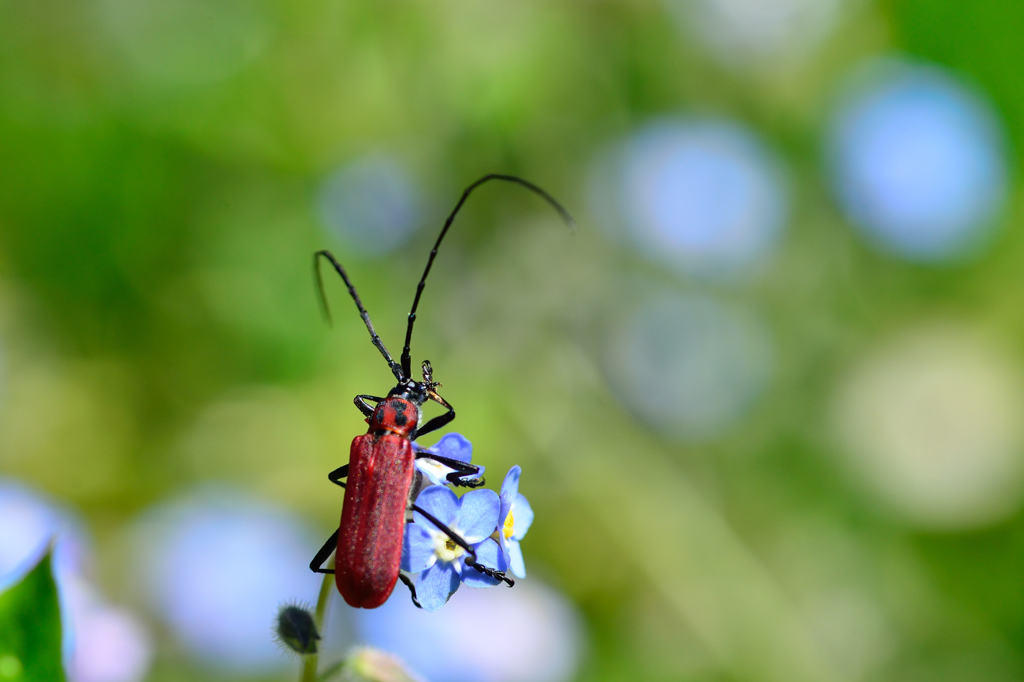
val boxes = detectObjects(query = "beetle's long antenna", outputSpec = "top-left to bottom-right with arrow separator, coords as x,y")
315,250 -> 405,382
400,174 -> 575,378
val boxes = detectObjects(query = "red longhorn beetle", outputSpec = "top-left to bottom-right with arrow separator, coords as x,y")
309,174 -> 573,609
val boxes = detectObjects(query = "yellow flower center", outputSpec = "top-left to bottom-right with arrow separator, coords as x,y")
503,510 -> 515,540
434,532 -> 464,563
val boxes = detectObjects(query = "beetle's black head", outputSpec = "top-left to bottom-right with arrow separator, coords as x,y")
388,379 -> 428,405
388,360 -> 441,406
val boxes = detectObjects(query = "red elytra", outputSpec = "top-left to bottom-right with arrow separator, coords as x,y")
309,174 -> 573,609
335,398 -> 418,608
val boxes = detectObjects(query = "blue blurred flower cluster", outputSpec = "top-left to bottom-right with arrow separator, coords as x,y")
130,488 -> 322,674
0,480 -> 153,682
406,435 -> 533,611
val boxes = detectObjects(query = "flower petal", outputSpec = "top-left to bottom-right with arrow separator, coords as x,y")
511,493 -> 533,540
432,433 -> 473,463
413,486 -> 459,528
415,459 -> 454,487
401,524 -> 436,573
417,561 -> 460,612
461,538 -> 506,588
456,489 -> 499,543
499,466 -> 522,524
508,539 -> 527,579
415,458 -> 485,487
415,434 -> 482,486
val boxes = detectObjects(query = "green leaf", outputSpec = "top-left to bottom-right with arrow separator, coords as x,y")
0,552 -> 66,682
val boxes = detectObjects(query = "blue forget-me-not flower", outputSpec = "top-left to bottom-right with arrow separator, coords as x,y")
402,486 -> 507,611
413,433 -> 484,487
498,465 -> 534,579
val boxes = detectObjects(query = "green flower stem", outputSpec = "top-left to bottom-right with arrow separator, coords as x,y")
301,570 -> 335,682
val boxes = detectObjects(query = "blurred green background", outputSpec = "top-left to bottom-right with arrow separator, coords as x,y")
4,0 -> 1024,680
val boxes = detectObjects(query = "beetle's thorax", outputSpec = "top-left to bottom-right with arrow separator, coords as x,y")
367,396 -> 420,438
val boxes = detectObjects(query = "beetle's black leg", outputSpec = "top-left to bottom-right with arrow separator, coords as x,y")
398,572 -> 423,609
413,453 -> 484,488
311,467 -> 349,572
413,393 -> 456,440
464,558 -> 513,586
354,395 -> 385,417
328,465 -> 348,489
410,504 -> 514,587
413,411 -> 455,440
310,529 -> 339,575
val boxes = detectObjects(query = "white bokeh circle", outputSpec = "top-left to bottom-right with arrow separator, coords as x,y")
357,579 -> 583,682
834,326 -> 1024,528
668,0 -> 849,68
98,0 -> 272,86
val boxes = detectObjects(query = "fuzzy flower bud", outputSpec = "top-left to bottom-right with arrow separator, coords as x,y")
274,604 -> 319,655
